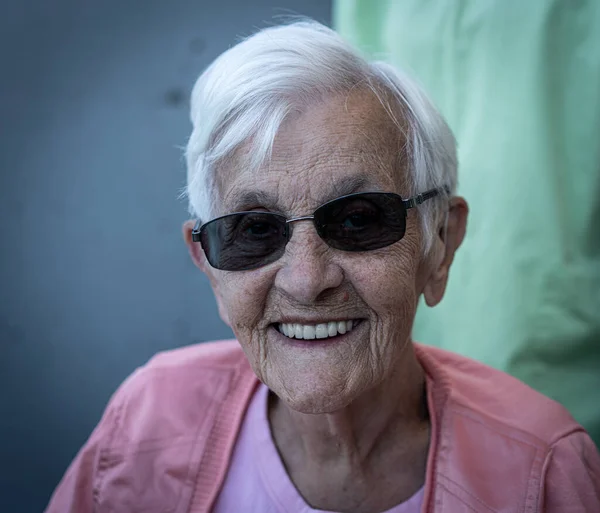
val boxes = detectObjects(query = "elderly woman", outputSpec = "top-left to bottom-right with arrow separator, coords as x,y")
46,21 -> 599,513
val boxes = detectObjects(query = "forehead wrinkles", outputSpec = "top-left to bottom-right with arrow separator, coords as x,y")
216,89 -> 411,212
272,90 -> 405,171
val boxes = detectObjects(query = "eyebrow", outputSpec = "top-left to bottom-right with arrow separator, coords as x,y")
228,174 -> 378,213
329,175 -> 373,199
229,190 -> 280,212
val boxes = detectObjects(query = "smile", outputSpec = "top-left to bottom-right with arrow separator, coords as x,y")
276,320 -> 361,340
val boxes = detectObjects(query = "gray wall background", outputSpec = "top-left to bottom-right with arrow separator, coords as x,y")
0,1 -> 331,511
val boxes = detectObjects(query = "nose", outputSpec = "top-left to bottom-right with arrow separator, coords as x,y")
274,222 -> 344,305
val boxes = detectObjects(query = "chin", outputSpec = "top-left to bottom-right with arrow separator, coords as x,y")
271,378 -> 360,415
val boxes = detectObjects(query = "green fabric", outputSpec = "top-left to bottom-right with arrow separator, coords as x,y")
334,0 -> 600,446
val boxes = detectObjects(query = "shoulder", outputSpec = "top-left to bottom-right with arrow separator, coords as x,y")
45,341 -> 257,512
415,343 -> 582,446
99,341 -> 255,500
416,344 -> 600,511
115,339 -> 251,415
101,339 -> 254,452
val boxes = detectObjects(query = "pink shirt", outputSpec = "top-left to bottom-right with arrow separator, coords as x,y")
214,383 -> 424,513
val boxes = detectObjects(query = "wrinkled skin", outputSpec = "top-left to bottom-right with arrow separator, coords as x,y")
184,90 -> 468,512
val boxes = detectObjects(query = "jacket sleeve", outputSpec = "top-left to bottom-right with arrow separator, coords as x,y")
43,380 -> 129,513
542,430 -> 600,512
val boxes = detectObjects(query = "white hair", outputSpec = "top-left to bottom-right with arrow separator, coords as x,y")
184,20 -> 457,252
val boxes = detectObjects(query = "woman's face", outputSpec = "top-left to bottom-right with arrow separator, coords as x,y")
188,91 -> 448,414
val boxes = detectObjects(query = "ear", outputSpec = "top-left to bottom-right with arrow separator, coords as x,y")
423,197 -> 468,307
182,220 -> 231,327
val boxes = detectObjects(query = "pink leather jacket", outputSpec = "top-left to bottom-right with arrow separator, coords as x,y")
45,340 -> 600,512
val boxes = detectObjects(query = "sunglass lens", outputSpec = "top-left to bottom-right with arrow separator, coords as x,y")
314,193 -> 406,251
201,212 -> 288,271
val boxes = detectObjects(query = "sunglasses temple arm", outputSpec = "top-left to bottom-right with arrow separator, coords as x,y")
403,187 -> 449,210
191,219 -> 202,242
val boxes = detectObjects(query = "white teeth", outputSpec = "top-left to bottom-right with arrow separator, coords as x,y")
278,320 -> 359,340
327,322 -> 337,337
303,325 -> 316,340
315,323 -> 328,339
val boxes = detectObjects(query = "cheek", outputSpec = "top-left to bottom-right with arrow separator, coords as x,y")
352,245 -> 420,317
219,271 -> 272,331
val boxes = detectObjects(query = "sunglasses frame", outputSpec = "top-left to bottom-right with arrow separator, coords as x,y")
191,187 -> 446,269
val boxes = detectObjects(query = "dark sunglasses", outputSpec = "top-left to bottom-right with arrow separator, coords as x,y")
192,188 -> 445,271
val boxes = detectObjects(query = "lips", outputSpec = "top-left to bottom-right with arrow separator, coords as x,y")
276,320 -> 361,340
